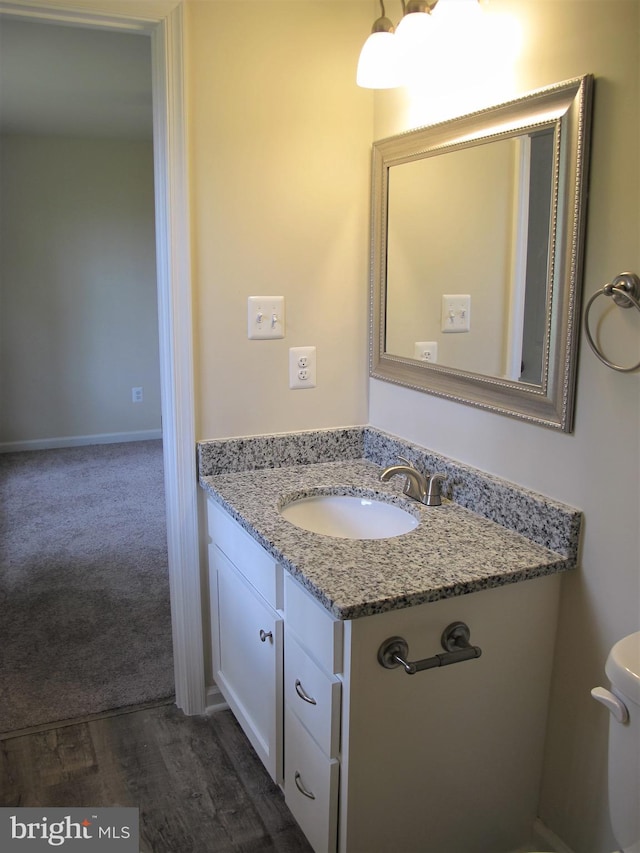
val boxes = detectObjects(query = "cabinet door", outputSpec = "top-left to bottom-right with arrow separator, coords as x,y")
214,547 -> 283,783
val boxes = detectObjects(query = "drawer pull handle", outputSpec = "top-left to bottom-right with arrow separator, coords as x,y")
294,771 -> 316,800
259,629 -> 273,643
294,679 -> 317,705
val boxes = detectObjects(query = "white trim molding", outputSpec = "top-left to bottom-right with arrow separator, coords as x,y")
151,2 -> 206,716
205,684 -> 229,715
0,0 -> 205,715
0,0 -> 179,27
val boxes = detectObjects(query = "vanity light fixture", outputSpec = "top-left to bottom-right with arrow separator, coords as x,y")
356,0 -> 403,89
357,0 -> 484,89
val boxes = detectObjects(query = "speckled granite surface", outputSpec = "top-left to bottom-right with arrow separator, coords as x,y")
197,427 -> 364,475
198,428 -> 582,620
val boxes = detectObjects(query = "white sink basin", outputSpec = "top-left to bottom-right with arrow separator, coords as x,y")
280,494 -> 419,540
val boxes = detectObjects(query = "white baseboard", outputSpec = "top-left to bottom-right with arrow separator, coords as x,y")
0,429 -> 163,453
204,684 -> 229,714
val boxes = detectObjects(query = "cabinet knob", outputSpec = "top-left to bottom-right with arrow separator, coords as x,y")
259,629 -> 273,643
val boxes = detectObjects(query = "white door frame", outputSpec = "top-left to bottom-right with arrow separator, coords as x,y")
0,0 -> 205,714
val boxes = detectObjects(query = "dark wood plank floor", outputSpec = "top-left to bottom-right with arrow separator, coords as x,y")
0,703 -> 312,853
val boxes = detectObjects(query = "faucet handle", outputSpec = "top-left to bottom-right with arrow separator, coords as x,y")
397,455 -> 415,468
426,473 -> 446,507
396,456 -> 427,501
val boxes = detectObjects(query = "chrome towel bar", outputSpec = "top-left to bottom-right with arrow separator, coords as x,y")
377,621 -> 482,676
584,272 -> 640,372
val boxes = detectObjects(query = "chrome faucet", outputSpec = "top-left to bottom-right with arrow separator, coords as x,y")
379,456 -> 446,507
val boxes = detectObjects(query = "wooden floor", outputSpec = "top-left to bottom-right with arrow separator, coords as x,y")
0,703 -> 312,853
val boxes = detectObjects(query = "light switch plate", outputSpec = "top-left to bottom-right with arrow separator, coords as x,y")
441,294 -> 471,333
248,296 -> 285,339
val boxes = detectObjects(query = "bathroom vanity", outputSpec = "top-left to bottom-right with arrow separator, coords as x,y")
199,427 -> 581,853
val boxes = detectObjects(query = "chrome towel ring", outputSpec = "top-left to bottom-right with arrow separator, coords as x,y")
584,272 -> 640,372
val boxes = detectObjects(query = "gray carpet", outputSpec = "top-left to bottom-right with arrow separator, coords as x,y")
0,440 -> 174,735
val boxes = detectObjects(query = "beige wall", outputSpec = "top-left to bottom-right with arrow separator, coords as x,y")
369,2 -> 639,851
187,0 -> 371,440
186,1 -> 637,849
0,136 -> 161,447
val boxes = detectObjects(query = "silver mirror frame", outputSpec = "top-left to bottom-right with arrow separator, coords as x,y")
370,75 -> 594,432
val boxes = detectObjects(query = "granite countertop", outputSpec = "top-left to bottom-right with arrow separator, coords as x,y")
200,454 -> 574,620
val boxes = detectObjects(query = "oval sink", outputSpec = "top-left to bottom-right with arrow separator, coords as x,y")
280,494 -> 419,540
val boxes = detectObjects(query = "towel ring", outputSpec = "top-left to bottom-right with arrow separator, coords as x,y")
584,272 -> 640,372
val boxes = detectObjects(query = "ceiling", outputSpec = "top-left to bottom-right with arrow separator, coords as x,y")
0,17 -> 153,140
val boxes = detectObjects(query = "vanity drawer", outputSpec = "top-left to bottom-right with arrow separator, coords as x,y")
285,631 -> 341,758
285,708 -> 339,853
207,499 -> 281,609
285,574 -> 343,675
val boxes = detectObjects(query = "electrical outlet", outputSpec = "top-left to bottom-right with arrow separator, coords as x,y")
414,341 -> 438,363
132,387 -> 143,403
441,294 -> 471,333
289,346 -> 316,389
248,296 -> 285,339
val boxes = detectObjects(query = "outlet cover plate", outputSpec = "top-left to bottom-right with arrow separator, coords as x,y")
414,341 -> 438,363
289,346 -> 316,389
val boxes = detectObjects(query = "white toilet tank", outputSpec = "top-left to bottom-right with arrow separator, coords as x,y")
600,631 -> 640,853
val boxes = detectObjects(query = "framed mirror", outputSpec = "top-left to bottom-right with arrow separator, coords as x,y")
370,75 -> 593,432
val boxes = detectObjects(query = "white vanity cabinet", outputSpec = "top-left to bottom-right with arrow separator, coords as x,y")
206,498 -> 562,853
208,499 -> 344,850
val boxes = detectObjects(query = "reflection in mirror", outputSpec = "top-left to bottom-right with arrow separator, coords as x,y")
370,76 -> 593,431
386,128 -> 554,385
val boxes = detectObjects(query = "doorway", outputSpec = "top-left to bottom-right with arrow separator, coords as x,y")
0,0 -> 203,717
0,19 -> 161,447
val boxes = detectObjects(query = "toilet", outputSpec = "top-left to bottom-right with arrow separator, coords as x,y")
591,630 -> 640,853
531,632 -> 640,853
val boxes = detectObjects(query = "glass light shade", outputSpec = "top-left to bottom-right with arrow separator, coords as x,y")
432,0 -> 482,49
393,10 -> 434,51
430,1 -> 487,80
356,31 -> 403,89
432,0 -> 483,23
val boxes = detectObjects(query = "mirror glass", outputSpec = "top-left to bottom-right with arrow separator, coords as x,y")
370,76 -> 593,431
